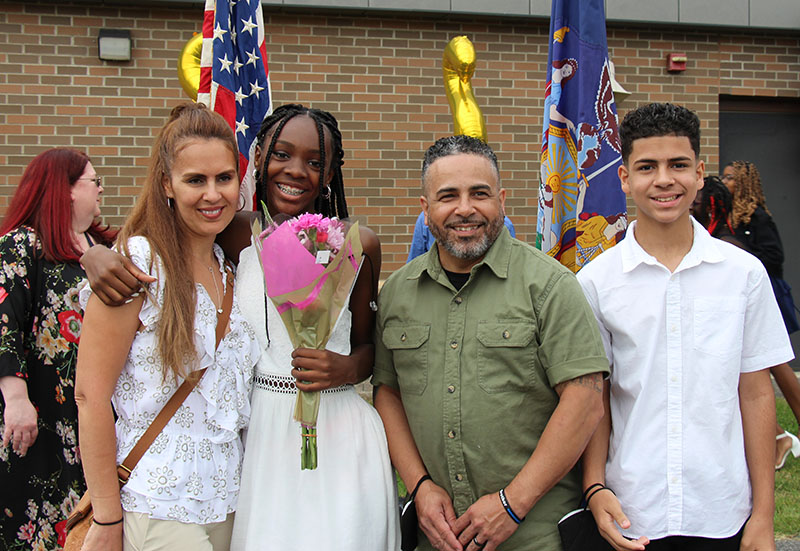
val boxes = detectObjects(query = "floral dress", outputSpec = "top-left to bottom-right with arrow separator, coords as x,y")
0,226 -> 85,551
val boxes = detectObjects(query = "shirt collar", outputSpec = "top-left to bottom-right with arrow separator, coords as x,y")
407,225 -> 512,282
620,217 -> 726,273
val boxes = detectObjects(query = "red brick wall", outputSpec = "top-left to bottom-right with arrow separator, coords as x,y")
1,3 -> 798,275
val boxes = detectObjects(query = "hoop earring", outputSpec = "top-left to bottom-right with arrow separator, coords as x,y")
320,184 -> 331,200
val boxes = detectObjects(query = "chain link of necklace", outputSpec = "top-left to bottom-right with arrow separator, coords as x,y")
195,256 -> 224,314
207,264 -> 224,314
194,257 -> 227,314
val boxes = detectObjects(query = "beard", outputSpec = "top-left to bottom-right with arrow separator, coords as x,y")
429,213 -> 505,261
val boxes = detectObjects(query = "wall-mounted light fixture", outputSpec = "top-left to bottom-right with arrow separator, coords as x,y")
98,29 -> 132,61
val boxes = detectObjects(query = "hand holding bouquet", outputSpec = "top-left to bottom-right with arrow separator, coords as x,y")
254,212 -> 363,470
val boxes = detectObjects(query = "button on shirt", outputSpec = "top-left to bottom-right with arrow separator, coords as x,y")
577,218 -> 794,540
374,228 -> 609,551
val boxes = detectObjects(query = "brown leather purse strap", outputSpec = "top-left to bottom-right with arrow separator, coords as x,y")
117,263 -> 235,484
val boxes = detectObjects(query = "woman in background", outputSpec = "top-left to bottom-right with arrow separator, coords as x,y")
723,160 -> 800,469
0,148 -> 115,550
691,176 -> 738,245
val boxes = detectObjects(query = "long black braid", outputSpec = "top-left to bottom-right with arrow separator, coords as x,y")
254,104 -> 348,219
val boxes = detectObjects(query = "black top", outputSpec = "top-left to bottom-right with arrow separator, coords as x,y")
734,206 -> 784,279
443,268 -> 470,291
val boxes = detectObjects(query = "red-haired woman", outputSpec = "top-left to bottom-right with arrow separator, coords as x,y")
0,148 -> 115,550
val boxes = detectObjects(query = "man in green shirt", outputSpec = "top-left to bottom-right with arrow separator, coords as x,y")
373,135 -> 609,551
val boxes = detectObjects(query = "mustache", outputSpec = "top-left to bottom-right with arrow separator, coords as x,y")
445,216 -> 485,228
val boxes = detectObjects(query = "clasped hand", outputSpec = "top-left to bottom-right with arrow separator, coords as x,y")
415,482 -> 519,551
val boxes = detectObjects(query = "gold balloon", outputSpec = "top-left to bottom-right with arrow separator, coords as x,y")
442,36 -> 487,142
177,33 -> 203,101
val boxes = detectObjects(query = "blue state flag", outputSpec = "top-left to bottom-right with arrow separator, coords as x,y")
536,0 -> 627,272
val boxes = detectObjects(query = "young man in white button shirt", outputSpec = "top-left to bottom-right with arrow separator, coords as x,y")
577,103 -> 794,551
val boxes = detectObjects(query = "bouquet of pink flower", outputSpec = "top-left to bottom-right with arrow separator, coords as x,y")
253,212 -> 363,470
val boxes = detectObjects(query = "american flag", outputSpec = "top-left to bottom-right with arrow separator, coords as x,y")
198,0 -> 272,210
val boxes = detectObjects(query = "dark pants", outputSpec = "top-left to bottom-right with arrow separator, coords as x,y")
645,523 -> 745,551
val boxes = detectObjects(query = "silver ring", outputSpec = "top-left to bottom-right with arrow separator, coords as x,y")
473,536 -> 486,548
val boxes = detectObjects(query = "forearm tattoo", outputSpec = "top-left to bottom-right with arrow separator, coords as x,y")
558,372 -> 603,395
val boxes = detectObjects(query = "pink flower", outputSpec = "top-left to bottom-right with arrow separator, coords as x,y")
327,226 -> 345,251
0,287 -> 7,304
290,213 -> 324,233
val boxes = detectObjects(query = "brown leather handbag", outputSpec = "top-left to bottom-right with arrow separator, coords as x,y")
63,267 -> 234,550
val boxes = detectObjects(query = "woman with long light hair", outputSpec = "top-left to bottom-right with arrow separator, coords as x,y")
75,103 -> 258,551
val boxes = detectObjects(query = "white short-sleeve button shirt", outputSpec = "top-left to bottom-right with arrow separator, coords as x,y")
577,218 -> 794,539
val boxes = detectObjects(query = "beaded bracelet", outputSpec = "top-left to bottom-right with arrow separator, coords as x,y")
498,488 -> 525,524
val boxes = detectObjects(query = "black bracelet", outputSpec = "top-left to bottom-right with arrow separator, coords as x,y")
410,474 -> 432,499
585,485 -> 615,507
498,488 -> 525,524
93,517 -> 123,526
581,483 -> 605,504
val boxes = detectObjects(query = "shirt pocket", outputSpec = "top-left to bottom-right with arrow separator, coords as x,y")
476,320 -> 536,393
692,296 -> 745,359
382,323 -> 430,395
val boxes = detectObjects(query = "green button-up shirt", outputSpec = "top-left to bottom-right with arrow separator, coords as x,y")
373,228 -> 609,551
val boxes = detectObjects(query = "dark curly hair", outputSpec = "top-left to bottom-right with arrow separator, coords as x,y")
254,104 -> 348,218
421,135 -> 499,193
619,103 -> 700,164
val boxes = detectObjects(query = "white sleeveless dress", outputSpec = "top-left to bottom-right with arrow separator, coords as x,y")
230,243 -> 400,551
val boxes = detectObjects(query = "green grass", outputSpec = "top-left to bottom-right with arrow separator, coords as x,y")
397,472 -> 407,499
776,397 -> 800,539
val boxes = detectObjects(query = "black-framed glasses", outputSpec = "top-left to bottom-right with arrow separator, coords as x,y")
79,176 -> 103,187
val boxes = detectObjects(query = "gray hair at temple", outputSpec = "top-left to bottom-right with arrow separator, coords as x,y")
421,135 -> 500,194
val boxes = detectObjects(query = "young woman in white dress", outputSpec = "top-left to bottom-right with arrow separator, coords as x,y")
80,104 -> 399,550
75,103 -> 259,551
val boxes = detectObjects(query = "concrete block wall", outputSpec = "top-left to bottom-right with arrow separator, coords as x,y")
0,2 -> 798,275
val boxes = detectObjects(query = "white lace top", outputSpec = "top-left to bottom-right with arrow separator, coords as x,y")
80,237 -> 260,524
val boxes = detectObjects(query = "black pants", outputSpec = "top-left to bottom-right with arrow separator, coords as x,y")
644,523 -> 745,551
